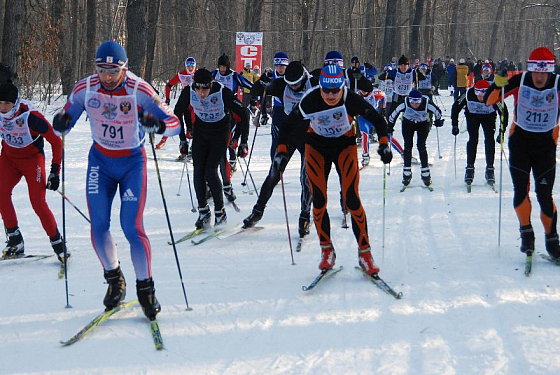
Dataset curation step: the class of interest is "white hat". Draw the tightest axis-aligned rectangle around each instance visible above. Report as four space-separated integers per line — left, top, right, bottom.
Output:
459 58 465 64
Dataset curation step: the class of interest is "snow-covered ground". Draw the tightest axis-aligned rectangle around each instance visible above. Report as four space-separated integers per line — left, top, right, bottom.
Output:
2 91 560 375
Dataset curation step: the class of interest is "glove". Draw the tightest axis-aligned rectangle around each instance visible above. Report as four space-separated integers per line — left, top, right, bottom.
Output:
165 98 171 105
452 125 459 136
259 113 269 127
364 62 372 69
377 143 393 164
140 112 166 134
47 164 60 191
179 140 189 155
496 126 507 143
185 129 193 140
52 111 72 133
237 143 249 158
387 123 394 134
351 67 361 80
273 152 289 173
434 118 444 128
495 70 509 87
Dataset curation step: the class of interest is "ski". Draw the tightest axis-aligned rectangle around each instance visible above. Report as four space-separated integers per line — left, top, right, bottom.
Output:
217 225 264 240
400 185 408 192
466 184 472 193
191 227 231 245
524 254 533 276
540 253 560 266
60 300 139 347
355 267 403 299
295 236 306 252
168 228 206 245
487 183 498 193
58 259 67 279
1 253 54 262
302 266 343 291
423 185 434 192
341 211 349 229
228 200 241 212
149 319 164 350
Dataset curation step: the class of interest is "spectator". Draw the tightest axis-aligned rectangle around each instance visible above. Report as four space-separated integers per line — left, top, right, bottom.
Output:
447 58 456 96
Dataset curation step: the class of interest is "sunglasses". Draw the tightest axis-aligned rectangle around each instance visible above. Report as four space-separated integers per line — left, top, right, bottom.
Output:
193 83 212 90
186 62 196 67
409 98 422 104
96 66 124 75
474 89 487 96
321 87 341 95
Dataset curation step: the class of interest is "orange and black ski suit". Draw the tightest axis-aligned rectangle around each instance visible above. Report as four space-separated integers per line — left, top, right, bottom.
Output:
277 86 389 250
486 72 560 235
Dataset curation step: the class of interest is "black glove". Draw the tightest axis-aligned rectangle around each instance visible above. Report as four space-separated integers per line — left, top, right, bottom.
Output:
364 62 372 69
273 152 289 173
53 112 72 133
165 98 171 105
496 127 506 143
179 140 189 155
47 164 60 191
259 113 269 127
351 67 361 80
387 123 394 134
237 143 249 158
452 125 459 136
434 118 444 128
140 112 166 134
377 143 393 164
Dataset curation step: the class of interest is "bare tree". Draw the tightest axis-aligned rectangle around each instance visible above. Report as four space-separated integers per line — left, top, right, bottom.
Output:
2 0 26 74
410 0 425 58
144 0 160 82
126 0 147 75
381 0 398 64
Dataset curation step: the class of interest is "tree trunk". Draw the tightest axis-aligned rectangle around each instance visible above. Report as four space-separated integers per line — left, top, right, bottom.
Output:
447 1 459 58
381 0 397 64
2 0 25 75
488 0 506 61
144 0 160 82
409 0 424 58
126 0 148 76
86 0 96 74
51 1 74 95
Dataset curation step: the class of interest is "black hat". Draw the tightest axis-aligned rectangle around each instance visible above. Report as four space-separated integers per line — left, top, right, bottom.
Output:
0 81 18 103
193 68 213 85
398 55 409 65
284 61 305 84
351 55 360 64
217 53 230 68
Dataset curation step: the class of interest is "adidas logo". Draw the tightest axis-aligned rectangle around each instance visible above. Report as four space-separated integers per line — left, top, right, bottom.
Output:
540 178 548 185
122 188 138 202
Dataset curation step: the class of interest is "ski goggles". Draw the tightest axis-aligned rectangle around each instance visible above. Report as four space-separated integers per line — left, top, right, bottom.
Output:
474 88 487 96
96 65 125 75
321 87 341 95
186 62 196 67
193 82 212 90
408 97 422 104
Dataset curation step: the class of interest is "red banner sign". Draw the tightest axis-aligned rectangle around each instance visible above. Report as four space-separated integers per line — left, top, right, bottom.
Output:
235 32 263 72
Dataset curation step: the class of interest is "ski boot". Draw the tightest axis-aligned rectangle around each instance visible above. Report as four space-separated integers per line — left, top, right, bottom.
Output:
223 183 237 203
545 232 560 259
2 227 24 259
176 154 186 162
402 167 412 186
50 230 70 263
485 166 495 185
465 165 475 185
421 167 432 186
243 206 264 228
103 266 126 310
519 225 535 255
318 243 336 270
298 211 311 237
361 153 370 167
136 278 161 321
195 205 211 230
358 247 380 275
214 207 228 228
155 136 168 150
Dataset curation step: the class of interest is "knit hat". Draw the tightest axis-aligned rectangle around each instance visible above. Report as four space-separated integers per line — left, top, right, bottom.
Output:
273 52 289 66
284 61 305 85
527 47 555 72
351 55 360 64
0 81 18 103
474 79 490 95
185 57 196 68
324 51 344 68
319 65 345 89
408 89 422 103
217 53 230 68
398 55 409 65
193 68 213 87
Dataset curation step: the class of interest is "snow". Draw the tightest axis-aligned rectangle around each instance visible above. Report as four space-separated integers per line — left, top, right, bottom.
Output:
2 91 560 374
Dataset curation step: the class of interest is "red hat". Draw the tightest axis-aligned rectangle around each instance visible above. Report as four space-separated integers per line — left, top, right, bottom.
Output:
527 47 555 72
474 80 490 90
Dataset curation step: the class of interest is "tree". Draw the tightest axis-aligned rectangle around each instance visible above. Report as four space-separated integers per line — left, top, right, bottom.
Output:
381 0 398 64
2 0 25 75
126 0 147 75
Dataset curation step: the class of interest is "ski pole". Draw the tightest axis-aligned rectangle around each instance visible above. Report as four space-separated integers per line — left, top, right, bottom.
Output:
243 157 259 197
242 123 259 187
149 134 193 311
176 159 186 196
61 133 71 309
498 87 505 249
435 126 442 159
56 190 91 224
454 135 457 180
382 162 387 262
280 173 296 265
183 158 197 213
388 134 392 176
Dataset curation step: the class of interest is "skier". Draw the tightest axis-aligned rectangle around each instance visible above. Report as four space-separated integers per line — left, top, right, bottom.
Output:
274 64 392 275
388 89 443 188
345 55 373 93
480 63 495 83
52 41 180 320
451 79 508 186
378 64 394 105
251 51 290 161
242 61 313 237
357 88 386 167
155 56 197 153
485 46 560 259
174 68 249 230
417 63 434 100
0 79 68 261
379 55 424 118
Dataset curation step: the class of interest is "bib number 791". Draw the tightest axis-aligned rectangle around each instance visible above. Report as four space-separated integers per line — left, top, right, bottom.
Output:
102 124 124 139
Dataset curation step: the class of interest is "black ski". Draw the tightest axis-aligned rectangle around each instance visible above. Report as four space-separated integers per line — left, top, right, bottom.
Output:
355 267 403 299
1 253 54 262
302 266 343 291
228 200 241 212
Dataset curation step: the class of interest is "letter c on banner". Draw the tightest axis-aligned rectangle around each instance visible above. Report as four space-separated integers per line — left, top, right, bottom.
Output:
240 45 258 57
